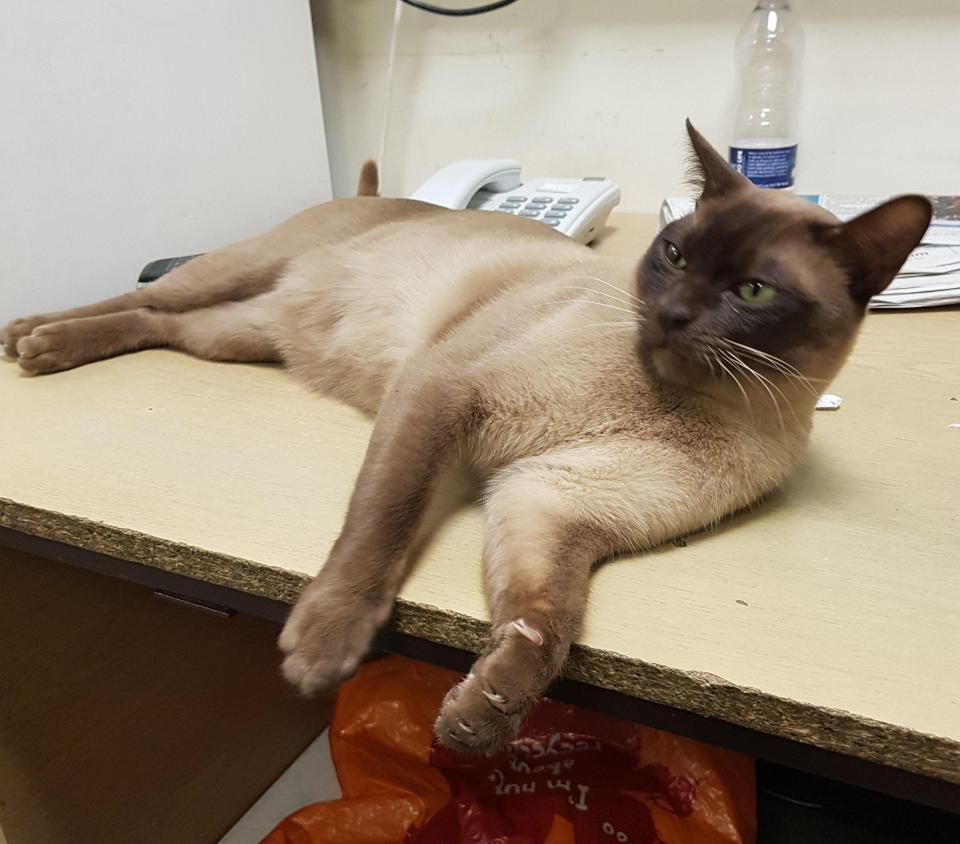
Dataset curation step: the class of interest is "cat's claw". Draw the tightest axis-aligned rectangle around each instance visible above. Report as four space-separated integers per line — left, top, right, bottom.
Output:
445 729 471 747
482 688 508 708
510 618 544 645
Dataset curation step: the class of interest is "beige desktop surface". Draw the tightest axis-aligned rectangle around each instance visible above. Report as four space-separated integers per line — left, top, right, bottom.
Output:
1 214 957 782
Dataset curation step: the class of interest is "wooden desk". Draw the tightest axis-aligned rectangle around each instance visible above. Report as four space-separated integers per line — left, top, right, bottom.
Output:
2 214 958 813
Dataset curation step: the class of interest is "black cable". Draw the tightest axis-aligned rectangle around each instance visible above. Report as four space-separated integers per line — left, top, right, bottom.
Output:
399 0 519 16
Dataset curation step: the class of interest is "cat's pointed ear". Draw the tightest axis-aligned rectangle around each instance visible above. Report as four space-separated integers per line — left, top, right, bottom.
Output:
818 195 932 305
685 118 752 200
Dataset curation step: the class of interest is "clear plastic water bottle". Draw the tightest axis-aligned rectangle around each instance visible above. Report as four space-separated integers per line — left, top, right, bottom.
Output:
729 0 804 189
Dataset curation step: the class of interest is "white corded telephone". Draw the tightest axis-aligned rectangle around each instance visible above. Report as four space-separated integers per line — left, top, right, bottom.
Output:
410 159 621 245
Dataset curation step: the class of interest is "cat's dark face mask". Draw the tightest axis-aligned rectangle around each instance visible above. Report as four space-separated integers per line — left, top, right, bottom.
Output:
635 121 931 399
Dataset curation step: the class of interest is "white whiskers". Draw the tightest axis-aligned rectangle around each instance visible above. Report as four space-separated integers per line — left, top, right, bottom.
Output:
716 338 822 397
566 274 645 307
717 348 799 433
556 286 642 312
580 320 641 332
710 351 753 413
555 299 639 318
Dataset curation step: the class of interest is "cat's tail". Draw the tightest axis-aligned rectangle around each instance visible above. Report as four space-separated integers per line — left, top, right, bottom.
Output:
356 160 380 197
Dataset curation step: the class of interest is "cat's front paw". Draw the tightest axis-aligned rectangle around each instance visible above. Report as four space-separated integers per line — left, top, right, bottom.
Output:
436 669 529 754
435 619 554 754
278 575 393 695
1 315 50 361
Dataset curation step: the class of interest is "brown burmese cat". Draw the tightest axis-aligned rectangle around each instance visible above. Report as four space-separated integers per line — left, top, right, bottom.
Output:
1 123 930 752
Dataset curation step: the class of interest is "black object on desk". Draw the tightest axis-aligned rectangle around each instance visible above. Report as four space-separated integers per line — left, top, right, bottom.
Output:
137 254 203 287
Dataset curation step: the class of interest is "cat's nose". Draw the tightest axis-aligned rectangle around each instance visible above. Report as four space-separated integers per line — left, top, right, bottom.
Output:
658 303 693 333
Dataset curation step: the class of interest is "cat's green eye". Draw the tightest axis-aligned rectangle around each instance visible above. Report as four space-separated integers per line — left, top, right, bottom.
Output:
737 279 777 305
664 241 687 269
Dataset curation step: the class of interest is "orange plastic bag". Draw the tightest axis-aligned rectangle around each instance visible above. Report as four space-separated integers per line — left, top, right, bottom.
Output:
264 656 755 844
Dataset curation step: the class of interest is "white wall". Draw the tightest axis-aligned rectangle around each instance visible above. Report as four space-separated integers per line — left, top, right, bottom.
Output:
1 1 331 320
311 0 960 210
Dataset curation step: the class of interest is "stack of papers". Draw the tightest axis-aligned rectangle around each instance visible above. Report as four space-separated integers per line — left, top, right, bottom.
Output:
658 195 960 310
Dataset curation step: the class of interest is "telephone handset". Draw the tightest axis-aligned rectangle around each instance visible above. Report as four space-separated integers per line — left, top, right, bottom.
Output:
410 159 620 245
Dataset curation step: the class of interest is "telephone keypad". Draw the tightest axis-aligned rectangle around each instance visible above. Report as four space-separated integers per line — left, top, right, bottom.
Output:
469 175 619 242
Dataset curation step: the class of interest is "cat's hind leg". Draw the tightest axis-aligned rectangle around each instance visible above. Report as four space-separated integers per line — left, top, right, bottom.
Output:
16 295 281 374
2 246 286 361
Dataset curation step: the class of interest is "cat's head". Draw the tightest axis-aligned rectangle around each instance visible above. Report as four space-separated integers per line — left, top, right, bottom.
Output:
637 120 931 413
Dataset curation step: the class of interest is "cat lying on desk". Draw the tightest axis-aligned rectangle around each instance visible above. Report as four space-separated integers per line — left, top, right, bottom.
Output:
1 123 930 753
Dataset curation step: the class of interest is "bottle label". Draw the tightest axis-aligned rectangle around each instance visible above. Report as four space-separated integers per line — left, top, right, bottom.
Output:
728 145 797 189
